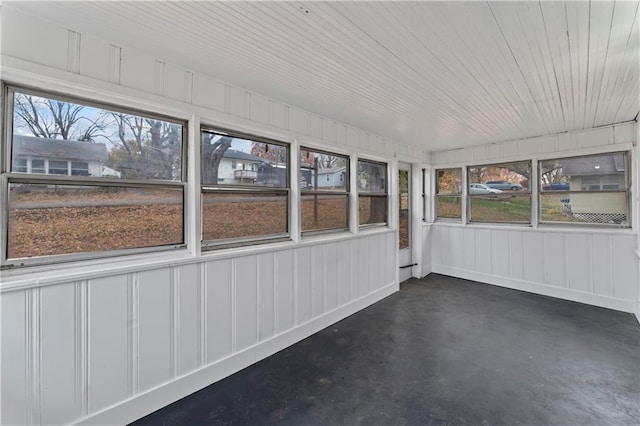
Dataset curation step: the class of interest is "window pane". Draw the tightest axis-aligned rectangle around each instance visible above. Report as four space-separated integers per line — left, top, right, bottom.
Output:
202 192 288 242
12 92 183 181
539 152 629 226
540 153 627 192
7 183 183 259
468 161 530 192
436 196 462 219
31 159 45 174
201 131 288 187
49 160 68 175
540 192 628 225
436 168 462 194
71 162 89 176
469 194 531 223
301 194 348 232
14 158 27 173
300 149 348 190
357 160 387 193
358 195 387 225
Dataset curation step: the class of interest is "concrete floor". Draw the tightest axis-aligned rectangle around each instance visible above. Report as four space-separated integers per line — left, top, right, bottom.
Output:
131 274 640 425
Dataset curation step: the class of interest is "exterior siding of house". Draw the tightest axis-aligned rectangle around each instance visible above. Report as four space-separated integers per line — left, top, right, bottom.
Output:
317 169 346 188
569 176 628 216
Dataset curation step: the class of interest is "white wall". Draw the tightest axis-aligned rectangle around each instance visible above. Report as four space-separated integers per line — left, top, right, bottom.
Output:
1 234 397 426
0 7 408 425
428 123 639 318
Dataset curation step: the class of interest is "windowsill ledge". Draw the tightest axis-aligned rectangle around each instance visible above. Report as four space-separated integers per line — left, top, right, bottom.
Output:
429 220 636 236
1 227 396 293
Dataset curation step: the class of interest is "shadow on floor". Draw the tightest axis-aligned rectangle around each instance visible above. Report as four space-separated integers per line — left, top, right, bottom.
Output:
131 274 640 425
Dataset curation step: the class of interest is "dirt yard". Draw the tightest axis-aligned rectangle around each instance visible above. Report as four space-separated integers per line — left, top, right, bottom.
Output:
8 189 386 259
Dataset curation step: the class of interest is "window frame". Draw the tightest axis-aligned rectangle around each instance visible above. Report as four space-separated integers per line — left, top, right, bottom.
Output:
1 85 188 268
300 146 350 235
538 151 630 228
466 160 532 225
435 167 463 221
356 158 388 228
200 126 291 249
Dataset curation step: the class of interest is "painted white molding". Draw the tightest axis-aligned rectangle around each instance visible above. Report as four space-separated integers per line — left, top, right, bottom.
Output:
432 265 636 314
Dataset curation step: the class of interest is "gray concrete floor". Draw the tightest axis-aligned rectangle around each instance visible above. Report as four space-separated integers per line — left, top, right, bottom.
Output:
131 274 640 425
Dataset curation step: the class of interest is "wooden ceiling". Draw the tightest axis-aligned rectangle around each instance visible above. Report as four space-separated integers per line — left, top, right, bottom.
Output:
5 1 639 152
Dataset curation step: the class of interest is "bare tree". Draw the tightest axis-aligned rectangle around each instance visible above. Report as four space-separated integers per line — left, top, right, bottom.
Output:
104 114 181 180
202 133 233 184
14 93 105 141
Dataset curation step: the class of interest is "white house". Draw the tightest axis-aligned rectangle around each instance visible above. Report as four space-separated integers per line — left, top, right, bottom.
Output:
563 153 628 223
315 166 347 188
12 134 107 177
217 149 267 184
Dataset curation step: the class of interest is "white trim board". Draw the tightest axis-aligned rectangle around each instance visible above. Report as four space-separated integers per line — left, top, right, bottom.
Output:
431 265 637 315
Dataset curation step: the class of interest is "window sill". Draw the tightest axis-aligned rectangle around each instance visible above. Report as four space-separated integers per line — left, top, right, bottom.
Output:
0 228 397 292
0 248 195 293
430 220 636 236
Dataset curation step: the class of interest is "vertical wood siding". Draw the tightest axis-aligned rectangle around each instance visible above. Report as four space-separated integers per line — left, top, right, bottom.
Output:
0 233 397 425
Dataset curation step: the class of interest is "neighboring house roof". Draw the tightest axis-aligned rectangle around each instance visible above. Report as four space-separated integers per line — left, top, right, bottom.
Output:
318 166 346 175
222 149 269 163
13 134 108 162
563 154 625 176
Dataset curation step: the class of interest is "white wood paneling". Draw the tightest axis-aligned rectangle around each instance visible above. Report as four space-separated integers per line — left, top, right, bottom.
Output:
257 253 276 341
509 231 525 281
276 250 295 333
88 275 129 414
432 224 638 313
1 291 28 426
325 243 339 312
296 247 313 324
543 233 566 287
137 269 173 393
432 122 635 167
1 232 398 426
312 245 324 317
40 283 80 425
176 265 201 376
192 74 227 113
234 257 258 351
565 234 591 293
3 1 638 154
337 239 352 306
78 34 110 82
205 260 233 362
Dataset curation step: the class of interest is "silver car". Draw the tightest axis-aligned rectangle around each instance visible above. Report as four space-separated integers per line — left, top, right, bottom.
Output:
469 183 502 195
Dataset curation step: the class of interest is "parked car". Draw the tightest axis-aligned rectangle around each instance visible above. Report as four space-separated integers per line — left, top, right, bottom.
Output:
485 180 523 191
542 182 570 191
469 183 502 195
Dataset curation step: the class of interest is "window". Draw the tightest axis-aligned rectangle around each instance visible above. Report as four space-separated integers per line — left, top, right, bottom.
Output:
357 159 387 226
467 161 531 223
31 159 45 174
201 128 289 247
436 168 462 220
3 87 186 266
49 160 68 175
14 158 27 173
71 161 89 176
539 152 629 226
300 148 349 233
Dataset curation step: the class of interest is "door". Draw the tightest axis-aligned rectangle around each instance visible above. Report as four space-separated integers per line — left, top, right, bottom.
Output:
398 163 412 282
